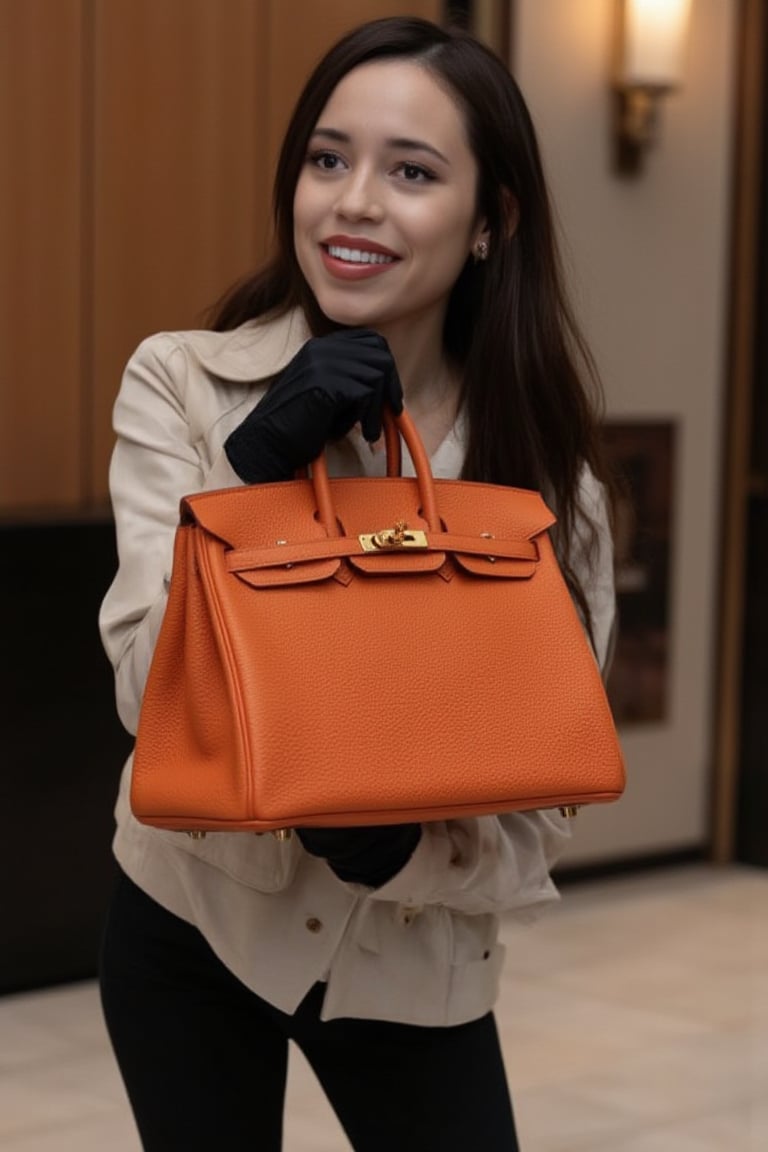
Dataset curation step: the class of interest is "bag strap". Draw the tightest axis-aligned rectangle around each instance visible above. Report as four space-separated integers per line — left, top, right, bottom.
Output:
225 534 539 572
312 409 440 536
296 417 401 482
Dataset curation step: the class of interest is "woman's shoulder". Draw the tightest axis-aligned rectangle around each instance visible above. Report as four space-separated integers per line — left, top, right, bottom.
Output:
129 308 310 385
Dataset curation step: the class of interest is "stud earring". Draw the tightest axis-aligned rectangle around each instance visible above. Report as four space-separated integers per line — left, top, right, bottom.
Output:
474 240 489 263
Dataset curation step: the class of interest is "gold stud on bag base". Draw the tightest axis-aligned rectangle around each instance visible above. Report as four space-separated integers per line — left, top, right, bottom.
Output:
184 816 578 842
185 829 294 841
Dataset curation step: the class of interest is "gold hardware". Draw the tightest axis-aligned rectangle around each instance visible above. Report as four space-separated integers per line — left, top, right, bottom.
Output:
559 806 580 819
186 830 207 840
276 540 292 569
272 828 293 841
359 521 428 552
481 531 497 563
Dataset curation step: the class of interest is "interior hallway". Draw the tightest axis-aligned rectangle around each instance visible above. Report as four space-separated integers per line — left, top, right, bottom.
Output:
0 863 765 1151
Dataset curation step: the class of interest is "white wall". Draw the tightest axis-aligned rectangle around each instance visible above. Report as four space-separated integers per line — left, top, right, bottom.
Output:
513 0 737 864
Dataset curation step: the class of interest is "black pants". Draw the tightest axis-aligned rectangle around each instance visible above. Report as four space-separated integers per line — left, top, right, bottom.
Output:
100 869 520 1151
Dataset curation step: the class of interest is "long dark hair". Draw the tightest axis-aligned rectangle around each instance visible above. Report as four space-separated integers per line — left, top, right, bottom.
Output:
209 17 611 638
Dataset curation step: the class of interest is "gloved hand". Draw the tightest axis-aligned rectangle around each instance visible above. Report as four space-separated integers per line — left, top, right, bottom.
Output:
297 824 422 888
224 328 403 483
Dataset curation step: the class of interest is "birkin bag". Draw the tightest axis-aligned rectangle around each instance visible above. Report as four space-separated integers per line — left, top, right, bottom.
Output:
131 409 625 832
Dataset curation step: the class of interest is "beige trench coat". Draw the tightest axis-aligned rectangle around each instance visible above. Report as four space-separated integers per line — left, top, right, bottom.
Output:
99 309 616 1025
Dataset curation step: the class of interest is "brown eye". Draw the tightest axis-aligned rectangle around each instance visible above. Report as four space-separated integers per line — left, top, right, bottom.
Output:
309 151 344 171
398 162 435 183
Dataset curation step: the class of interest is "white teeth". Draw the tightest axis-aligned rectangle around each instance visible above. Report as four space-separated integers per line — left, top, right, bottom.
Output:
327 245 394 265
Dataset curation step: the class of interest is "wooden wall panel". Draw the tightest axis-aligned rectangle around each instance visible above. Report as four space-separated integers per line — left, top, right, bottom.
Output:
0 0 445 512
89 0 270 504
90 0 442 505
0 1 84 512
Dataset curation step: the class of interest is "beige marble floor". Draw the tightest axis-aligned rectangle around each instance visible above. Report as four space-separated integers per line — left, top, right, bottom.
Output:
0 864 765 1150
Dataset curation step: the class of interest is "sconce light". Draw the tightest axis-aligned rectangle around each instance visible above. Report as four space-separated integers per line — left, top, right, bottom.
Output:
612 0 692 175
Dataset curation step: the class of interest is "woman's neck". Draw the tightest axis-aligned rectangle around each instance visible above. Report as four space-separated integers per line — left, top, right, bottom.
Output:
374 318 461 457
378 319 459 417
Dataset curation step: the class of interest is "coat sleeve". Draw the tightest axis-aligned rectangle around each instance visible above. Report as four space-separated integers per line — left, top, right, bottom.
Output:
99 334 242 736
367 467 617 918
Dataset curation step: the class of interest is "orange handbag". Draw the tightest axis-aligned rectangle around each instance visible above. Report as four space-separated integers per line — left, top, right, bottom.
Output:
131 410 625 833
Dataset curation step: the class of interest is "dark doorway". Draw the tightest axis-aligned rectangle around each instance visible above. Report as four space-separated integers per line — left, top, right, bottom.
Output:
0 521 132 993
734 4 768 866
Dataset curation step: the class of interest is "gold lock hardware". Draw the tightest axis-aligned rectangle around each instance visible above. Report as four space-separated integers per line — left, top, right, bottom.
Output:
272 828 293 842
186 830 207 840
559 806 580 819
359 520 428 552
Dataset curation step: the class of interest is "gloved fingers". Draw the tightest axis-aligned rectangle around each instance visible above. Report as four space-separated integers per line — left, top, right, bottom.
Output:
325 383 381 441
303 331 396 383
358 394 386 443
297 824 411 855
358 364 404 441
300 330 391 373
296 825 372 859
297 823 423 888
226 327 403 480
255 384 377 454
329 328 390 352
262 357 384 414
384 362 404 416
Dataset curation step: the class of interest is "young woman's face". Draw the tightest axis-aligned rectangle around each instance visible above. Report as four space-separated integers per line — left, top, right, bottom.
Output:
293 59 488 340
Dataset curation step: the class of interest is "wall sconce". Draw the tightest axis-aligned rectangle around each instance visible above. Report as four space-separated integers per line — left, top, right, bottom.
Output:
612 0 692 175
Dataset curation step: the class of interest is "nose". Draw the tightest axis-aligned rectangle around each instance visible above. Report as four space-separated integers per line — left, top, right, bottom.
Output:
333 166 383 223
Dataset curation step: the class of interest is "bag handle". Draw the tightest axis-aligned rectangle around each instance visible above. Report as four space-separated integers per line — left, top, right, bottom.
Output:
296 418 401 482
312 409 440 536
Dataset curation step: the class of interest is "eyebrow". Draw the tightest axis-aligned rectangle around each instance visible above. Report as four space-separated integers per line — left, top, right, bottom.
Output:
310 127 450 166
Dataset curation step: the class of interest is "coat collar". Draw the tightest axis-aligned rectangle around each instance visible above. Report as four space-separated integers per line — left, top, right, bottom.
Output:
181 309 312 382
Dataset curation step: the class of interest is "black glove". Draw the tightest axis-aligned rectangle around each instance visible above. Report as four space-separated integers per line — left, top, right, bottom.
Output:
224 328 403 483
297 824 422 888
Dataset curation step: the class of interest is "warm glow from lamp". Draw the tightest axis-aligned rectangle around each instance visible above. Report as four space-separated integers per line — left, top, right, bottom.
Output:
612 0 693 174
621 0 692 88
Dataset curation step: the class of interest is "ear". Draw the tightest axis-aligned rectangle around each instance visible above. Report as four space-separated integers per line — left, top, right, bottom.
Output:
470 218 491 263
470 188 519 260
472 220 491 252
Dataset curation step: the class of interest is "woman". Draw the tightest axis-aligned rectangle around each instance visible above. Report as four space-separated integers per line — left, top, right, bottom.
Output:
99 16 615 1151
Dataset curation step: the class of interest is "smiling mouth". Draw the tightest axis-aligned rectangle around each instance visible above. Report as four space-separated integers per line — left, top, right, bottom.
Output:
323 244 396 265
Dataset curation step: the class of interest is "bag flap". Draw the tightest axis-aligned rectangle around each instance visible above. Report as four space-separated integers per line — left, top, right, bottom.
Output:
182 476 555 545
181 480 328 550
432 479 556 540
183 476 556 584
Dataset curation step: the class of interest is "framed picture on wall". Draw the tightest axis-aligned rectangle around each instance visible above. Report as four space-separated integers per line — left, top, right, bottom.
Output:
602 420 677 725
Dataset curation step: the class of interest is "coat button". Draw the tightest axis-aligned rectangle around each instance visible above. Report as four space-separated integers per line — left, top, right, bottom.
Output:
398 904 422 926
305 917 323 933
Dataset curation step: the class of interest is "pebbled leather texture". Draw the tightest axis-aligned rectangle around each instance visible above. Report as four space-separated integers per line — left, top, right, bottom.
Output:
132 411 625 832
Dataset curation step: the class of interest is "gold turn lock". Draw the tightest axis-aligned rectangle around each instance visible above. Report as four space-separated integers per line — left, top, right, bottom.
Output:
559 806 580 818
359 520 429 551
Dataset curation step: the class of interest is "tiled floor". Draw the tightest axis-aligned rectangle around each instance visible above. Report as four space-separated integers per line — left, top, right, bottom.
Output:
1 864 765 1150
